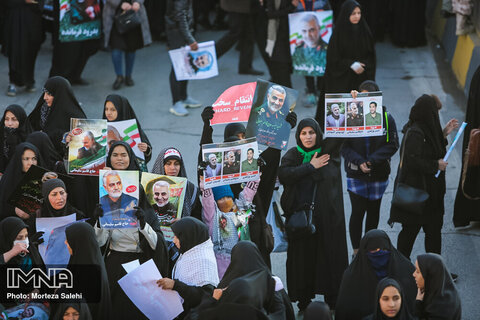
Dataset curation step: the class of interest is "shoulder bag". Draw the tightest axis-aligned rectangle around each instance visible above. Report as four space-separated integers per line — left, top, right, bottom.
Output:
391 129 430 215
115 9 141 34
285 183 317 239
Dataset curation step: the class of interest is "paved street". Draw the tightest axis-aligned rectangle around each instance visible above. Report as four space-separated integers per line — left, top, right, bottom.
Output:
1 29 479 319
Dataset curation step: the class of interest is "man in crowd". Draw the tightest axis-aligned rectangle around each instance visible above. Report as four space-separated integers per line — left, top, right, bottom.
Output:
152 180 177 225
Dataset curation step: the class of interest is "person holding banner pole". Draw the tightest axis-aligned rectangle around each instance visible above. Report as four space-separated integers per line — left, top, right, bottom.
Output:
389 95 458 263
165 0 202 117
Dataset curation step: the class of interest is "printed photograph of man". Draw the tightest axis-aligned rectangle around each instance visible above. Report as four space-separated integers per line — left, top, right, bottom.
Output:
223 150 240 175
100 170 137 215
326 103 346 127
364 101 381 126
152 180 177 225
205 153 222 178
292 13 328 74
346 102 364 127
241 148 258 172
77 131 103 159
107 125 123 150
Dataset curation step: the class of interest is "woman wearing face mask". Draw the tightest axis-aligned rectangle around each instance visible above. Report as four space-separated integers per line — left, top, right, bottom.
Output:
413 253 461 320
278 118 348 312
156 217 219 318
94 140 168 319
65 222 112 320
0 105 28 174
152 147 202 220
363 278 415 320
0 142 42 220
102 94 152 166
335 230 417 320
26 76 86 157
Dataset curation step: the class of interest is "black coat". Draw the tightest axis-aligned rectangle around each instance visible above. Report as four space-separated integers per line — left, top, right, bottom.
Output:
389 124 447 225
266 0 296 63
0 105 27 173
279 147 348 303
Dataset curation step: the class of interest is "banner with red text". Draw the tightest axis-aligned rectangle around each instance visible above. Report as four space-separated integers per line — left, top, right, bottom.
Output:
210 82 257 125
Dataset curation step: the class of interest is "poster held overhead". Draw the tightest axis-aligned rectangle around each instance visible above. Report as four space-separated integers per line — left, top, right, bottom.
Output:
210 82 257 125
169 40 218 81
246 80 298 150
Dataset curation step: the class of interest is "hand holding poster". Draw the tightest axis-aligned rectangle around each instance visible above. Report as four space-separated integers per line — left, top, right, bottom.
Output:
99 170 139 229
169 40 218 81
59 0 101 42
289 11 333 76
141 173 187 241
246 80 298 150
202 137 260 188
107 119 144 160
210 82 257 125
324 92 383 138
68 118 107 175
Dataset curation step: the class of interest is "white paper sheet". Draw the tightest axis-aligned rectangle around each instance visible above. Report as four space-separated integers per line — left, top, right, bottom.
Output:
118 259 184 320
36 213 76 258
122 259 140 274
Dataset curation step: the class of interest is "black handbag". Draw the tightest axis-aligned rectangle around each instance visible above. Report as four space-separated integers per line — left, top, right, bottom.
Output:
391 129 430 215
115 9 141 34
286 184 317 238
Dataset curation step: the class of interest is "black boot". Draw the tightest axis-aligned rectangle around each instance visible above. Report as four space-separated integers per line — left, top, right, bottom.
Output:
113 76 124 90
125 76 135 87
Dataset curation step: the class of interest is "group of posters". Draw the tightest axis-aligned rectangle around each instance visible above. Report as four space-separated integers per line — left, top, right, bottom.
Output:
169 41 219 81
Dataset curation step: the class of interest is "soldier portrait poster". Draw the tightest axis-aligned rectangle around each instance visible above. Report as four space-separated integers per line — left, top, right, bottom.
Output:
246 80 298 150
202 138 260 188
58 0 102 42
289 11 333 76
141 173 187 241
68 119 107 176
99 170 139 229
169 40 219 81
211 82 257 125
324 91 383 138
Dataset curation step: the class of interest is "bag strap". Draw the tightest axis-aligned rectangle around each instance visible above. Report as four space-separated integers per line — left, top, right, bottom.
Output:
310 183 318 211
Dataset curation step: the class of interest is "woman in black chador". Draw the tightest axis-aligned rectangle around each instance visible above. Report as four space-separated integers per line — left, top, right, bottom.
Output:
0 105 28 173
278 118 348 311
27 76 86 157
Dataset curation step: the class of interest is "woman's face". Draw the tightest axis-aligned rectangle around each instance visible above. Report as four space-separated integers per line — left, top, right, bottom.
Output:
105 101 118 121
349 7 361 24
379 286 402 318
413 260 425 290
164 159 181 177
62 306 80 320
4 111 20 129
173 235 180 249
43 91 54 107
48 187 67 210
299 126 317 149
16 228 28 241
21 149 37 173
110 145 130 170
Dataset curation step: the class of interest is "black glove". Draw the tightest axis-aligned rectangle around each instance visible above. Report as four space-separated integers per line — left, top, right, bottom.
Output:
134 206 146 230
257 156 266 168
285 111 297 129
201 106 215 124
93 204 104 226
30 231 45 245
198 160 209 171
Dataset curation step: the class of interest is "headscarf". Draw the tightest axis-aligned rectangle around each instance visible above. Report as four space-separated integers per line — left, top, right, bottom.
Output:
295 118 323 162
417 253 461 320
39 178 83 219
335 230 417 320
102 94 151 162
408 94 446 159
224 123 246 142
171 217 219 287
152 147 199 218
304 301 332 320
106 141 140 171
52 302 92 320
365 278 415 320
65 222 112 319
1 105 27 172
26 131 62 171
0 217 43 266
27 76 86 155
0 142 42 219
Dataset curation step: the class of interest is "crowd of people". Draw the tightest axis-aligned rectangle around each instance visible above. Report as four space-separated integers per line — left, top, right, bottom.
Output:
1 0 478 319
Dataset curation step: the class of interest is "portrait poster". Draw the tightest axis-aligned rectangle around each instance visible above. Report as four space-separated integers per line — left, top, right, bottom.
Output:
169 40 219 81
7 165 71 214
141 173 187 241
3 303 50 320
324 91 383 138
99 170 139 229
245 80 298 150
58 0 101 43
107 119 145 160
68 118 107 176
210 82 257 125
202 137 260 188
289 10 333 76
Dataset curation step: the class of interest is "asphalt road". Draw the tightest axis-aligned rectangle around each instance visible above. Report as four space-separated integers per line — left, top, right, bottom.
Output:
1 29 479 319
